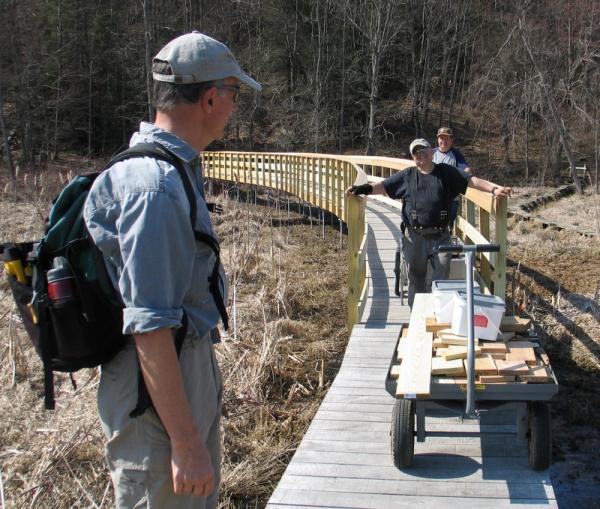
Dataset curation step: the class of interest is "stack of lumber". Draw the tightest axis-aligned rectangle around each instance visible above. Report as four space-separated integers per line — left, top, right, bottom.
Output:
391 314 554 385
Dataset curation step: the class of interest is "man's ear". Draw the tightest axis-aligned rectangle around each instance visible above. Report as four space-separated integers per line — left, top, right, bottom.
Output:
201 87 216 111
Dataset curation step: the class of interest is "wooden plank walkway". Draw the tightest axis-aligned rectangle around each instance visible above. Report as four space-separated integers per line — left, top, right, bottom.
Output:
266 201 557 508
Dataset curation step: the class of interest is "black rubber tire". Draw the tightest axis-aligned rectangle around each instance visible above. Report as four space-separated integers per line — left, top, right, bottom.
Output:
527 401 552 470
394 251 401 297
391 398 415 468
399 257 407 306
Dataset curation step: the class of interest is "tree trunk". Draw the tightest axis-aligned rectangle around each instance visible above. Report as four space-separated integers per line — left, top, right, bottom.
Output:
448 45 461 125
520 16 582 193
367 50 378 155
338 15 346 153
595 103 599 193
0 87 16 185
524 107 529 182
53 0 62 159
143 0 155 121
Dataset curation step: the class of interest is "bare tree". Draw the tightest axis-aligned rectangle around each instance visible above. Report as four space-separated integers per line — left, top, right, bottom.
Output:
519 11 582 193
343 0 404 154
143 0 155 121
0 85 16 183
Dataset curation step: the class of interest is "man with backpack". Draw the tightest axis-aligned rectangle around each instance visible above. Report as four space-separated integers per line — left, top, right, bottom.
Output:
347 138 511 308
83 32 261 508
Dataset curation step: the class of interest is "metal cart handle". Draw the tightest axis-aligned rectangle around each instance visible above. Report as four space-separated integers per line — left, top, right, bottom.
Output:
432 243 501 419
434 243 500 254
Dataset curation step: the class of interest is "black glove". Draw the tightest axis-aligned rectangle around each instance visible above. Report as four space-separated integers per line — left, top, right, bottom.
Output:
206 202 224 214
350 184 373 196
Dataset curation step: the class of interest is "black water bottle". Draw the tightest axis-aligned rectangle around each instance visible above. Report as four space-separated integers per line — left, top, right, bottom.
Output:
47 257 76 307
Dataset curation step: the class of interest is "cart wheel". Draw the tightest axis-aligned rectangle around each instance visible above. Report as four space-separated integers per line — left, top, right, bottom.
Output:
527 402 552 470
391 398 415 468
394 251 401 297
399 258 407 306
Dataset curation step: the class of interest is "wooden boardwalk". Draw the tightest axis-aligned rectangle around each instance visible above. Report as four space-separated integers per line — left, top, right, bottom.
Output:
266 201 557 509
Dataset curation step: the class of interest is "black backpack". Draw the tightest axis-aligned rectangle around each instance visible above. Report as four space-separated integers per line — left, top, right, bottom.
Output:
1 142 228 412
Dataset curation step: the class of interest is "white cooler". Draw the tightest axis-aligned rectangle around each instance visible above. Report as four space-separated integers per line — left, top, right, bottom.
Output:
432 280 481 324
450 291 506 341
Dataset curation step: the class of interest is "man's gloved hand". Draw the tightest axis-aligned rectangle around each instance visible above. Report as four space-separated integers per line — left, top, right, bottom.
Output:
206 202 224 214
349 184 373 196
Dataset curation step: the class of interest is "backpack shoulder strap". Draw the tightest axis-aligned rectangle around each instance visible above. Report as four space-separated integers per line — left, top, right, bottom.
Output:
107 142 229 330
105 142 197 231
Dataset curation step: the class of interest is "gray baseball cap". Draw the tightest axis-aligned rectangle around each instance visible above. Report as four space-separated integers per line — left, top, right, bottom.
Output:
153 31 262 91
409 138 431 155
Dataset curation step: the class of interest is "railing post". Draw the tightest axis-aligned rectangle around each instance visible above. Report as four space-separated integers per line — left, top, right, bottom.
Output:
324 158 330 214
479 207 491 291
347 194 363 327
493 195 508 299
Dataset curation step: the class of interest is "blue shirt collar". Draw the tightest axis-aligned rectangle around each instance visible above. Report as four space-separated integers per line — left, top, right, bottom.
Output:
131 122 199 165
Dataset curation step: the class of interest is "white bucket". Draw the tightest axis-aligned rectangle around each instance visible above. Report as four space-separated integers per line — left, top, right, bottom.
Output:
451 291 505 341
432 280 481 323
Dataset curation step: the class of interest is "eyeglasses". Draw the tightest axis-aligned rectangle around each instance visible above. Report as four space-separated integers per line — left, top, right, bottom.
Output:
214 84 240 104
412 148 427 156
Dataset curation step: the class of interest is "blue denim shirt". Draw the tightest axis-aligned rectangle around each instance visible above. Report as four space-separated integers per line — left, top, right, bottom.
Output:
83 122 227 338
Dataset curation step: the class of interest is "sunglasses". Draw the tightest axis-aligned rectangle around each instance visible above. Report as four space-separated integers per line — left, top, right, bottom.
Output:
214 84 240 104
412 147 428 156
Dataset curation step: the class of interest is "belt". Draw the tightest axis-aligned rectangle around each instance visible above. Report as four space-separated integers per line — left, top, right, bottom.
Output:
408 225 449 236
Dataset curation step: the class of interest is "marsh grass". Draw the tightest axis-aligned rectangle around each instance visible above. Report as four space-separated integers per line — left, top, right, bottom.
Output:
0 163 347 508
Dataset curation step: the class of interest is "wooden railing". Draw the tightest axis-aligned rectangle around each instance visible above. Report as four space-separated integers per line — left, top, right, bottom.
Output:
203 151 508 326
203 151 368 327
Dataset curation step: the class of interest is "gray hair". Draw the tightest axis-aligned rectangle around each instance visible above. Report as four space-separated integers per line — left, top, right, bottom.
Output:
152 60 217 111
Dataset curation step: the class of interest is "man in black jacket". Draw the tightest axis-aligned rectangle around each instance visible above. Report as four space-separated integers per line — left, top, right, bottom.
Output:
347 138 511 308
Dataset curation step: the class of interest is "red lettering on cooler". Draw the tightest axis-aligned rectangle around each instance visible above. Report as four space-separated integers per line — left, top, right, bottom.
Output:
474 314 488 328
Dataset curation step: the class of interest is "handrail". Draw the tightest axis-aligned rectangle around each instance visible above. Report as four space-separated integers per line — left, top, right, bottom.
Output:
202 151 508 325
202 151 369 327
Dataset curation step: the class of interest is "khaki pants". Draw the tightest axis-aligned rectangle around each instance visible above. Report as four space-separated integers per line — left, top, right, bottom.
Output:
98 334 222 509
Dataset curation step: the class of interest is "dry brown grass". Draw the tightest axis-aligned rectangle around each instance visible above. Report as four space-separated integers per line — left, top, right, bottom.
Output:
506 215 600 488
0 167 347 508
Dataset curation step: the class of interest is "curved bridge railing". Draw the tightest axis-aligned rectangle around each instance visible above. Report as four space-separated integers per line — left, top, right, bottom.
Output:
203 151 508 326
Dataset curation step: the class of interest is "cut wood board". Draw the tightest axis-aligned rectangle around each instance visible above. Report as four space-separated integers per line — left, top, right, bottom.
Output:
479 374 516 383
506 342 537 363
396 294 433 397
432 339 447 349
520 365 552 383
437 330 482 347
443 345 482 361
432 357 466 376
466 354 498 375
496 359 530 375
389 364 402 379
500 315 531 333
480 342 508 354
426 316 451 333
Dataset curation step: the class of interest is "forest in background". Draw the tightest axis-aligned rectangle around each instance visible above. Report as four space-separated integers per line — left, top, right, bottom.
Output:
1 0 599 190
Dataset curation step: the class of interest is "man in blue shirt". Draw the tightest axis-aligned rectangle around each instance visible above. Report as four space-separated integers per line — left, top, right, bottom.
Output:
433 127 471 229
84 32 261 508
433 126 471 173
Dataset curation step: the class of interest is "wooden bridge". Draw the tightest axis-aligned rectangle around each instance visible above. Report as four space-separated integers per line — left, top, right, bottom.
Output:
204 152 557 508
